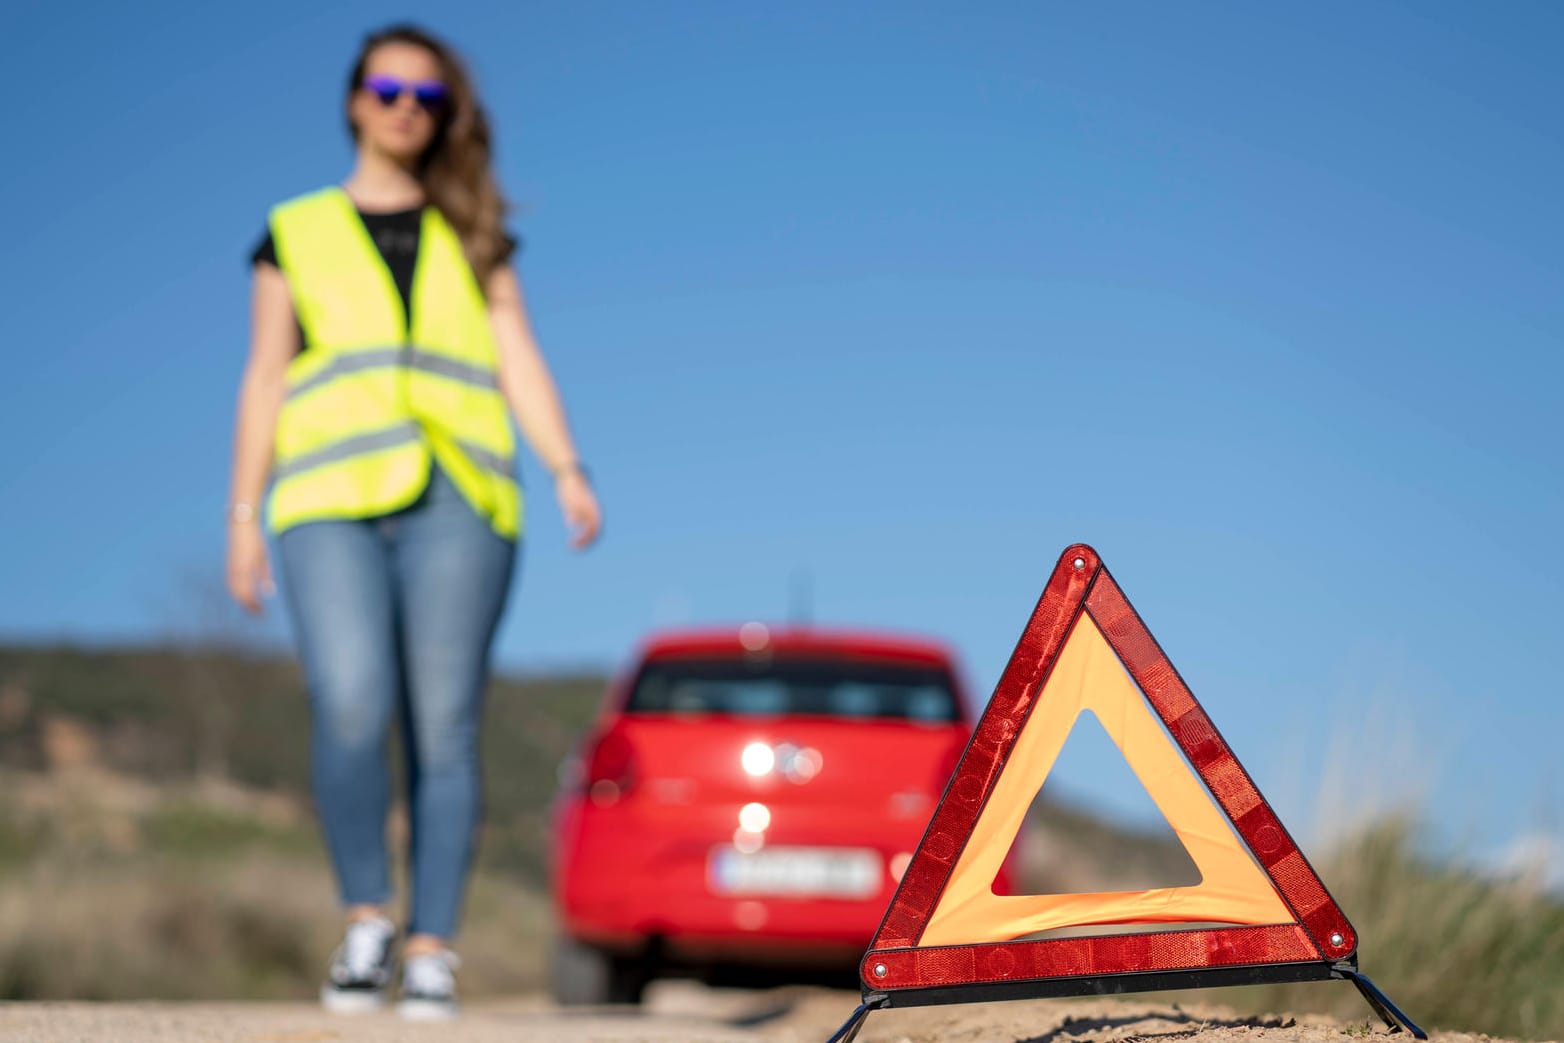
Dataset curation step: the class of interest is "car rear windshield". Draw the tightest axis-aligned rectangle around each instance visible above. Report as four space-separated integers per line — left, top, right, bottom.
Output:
625 657 960 722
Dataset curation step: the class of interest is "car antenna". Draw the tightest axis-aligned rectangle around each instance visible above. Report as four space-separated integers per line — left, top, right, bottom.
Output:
789 566 813 629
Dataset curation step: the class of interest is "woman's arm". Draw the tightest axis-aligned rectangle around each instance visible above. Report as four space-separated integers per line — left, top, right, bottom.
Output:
225 263 296 611
486 264 602 549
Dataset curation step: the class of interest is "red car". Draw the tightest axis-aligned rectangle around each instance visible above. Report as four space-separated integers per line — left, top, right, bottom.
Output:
549 623 1008 1004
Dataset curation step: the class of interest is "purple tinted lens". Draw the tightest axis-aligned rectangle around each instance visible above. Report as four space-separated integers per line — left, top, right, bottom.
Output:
363 75 405 105
412 83 449 110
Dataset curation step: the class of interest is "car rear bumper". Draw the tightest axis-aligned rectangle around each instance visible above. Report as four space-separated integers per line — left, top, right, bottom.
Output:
571 926 867 971
554 798 913 959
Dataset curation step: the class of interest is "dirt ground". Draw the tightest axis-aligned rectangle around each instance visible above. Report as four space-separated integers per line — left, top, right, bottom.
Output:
0 983 1506 1043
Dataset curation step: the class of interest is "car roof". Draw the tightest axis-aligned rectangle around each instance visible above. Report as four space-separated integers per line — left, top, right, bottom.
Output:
635 625 958 668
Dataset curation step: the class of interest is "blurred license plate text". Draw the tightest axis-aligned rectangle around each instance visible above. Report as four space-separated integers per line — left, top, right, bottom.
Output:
709 846 882 898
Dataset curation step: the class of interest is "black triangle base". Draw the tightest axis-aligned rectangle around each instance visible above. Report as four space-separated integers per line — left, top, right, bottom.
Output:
822 959 1426 1041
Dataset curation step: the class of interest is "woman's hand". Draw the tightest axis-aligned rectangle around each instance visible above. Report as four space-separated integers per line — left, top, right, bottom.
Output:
226 263 294 614
556 471 601 550
226 518 276 613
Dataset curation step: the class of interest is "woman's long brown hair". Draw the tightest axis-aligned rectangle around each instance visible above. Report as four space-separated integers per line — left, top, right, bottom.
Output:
346 24 512 284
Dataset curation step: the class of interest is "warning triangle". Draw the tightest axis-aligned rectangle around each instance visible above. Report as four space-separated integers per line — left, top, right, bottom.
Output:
861 543 1357 996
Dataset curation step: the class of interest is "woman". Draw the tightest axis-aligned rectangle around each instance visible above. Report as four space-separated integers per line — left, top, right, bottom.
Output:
224 23 600 1020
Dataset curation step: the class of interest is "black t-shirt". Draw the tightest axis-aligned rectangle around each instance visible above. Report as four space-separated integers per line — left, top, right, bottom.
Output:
249 206 518 352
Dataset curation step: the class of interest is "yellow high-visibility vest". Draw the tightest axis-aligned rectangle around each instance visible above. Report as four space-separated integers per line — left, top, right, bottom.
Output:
265 186 521 539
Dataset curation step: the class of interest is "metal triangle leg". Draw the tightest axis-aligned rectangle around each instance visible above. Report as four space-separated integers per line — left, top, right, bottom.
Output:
824 995 887 1043
1340 969 1427 1040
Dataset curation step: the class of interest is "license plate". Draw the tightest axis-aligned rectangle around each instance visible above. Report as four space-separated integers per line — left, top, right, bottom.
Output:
709 846 883 898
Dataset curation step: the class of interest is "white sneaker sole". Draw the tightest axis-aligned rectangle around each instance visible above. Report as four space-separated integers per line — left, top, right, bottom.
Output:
397 998 458 1021
320 985 387 1013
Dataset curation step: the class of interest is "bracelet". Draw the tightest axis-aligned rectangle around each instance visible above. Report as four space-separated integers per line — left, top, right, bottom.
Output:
228 501 258 524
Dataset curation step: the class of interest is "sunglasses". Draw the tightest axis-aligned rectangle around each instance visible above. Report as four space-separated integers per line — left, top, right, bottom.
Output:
361 74 450 112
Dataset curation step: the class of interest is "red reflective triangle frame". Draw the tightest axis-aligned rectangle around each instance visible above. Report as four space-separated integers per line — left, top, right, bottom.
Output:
861 543 1355 995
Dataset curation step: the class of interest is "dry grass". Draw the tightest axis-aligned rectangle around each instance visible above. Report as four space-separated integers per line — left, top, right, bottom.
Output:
0 769 554 1001
0 851 332 1000
0 853 554 1001
0 643 597 1001
1205 816 1564 1041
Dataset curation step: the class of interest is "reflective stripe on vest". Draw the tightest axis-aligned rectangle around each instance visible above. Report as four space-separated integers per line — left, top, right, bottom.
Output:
285 345 499 402
265 186 521 538
270 422 423 482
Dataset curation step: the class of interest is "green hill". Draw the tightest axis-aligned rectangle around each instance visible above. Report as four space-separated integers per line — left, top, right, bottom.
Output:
0 643 603 878
0 643 605 1000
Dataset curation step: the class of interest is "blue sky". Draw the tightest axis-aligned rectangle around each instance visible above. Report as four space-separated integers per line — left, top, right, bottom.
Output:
1 2 1559 871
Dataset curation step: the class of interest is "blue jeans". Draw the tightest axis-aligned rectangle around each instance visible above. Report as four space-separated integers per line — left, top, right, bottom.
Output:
276 465 516 939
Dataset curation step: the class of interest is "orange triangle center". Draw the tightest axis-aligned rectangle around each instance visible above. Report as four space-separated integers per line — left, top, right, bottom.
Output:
920 612 1290 947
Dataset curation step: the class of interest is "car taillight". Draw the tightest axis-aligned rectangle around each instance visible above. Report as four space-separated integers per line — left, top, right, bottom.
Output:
583 726 637 806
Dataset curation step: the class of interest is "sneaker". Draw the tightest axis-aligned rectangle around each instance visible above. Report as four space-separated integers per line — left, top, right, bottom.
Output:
397 949 460 1021
319 916 396 1013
